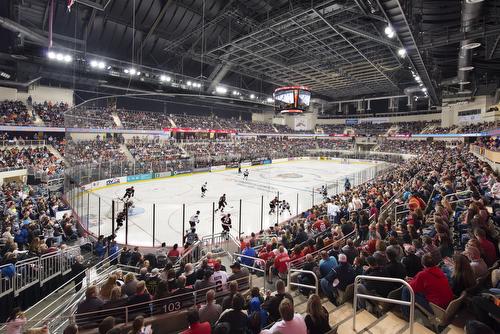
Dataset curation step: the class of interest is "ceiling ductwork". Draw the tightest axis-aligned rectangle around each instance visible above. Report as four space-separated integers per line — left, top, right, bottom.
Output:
456 0 484 90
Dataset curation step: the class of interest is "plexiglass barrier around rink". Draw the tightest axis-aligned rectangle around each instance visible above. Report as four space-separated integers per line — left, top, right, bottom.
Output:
63 94 401 247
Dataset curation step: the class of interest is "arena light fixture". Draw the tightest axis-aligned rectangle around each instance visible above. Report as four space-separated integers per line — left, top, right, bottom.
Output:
397 48 407 58
47 51 56 59
187 81 192 86
160 75 171 82
215 86 228 94
459 65 474 71
63 55 72 63
56 53 64 61
232 90 240 96
129 68 137 75
266 97 274 103
384 25 395 38
461 42 481 50
415 76 421 82
124 69 129 74
250 94 255 99
90 60 98 68
421 87 427 92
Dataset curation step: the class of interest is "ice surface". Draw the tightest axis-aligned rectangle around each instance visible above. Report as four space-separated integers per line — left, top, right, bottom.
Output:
87 159 377 246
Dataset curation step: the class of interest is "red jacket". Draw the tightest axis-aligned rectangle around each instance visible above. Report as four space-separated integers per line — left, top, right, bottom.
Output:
274 252 290 273
181 322 211 334
409 266 453 309
478 237 497 267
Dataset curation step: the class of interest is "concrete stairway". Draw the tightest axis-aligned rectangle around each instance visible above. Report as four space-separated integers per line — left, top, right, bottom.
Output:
119 143 135 162
111 112 124 128
168 117 176 127
287 290 464 334
47 144 65 162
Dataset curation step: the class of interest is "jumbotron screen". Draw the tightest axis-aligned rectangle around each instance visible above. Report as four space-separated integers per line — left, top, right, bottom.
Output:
274 86 311 113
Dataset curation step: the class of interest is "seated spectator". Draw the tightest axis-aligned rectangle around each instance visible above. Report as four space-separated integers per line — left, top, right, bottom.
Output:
99 275 117 300
98 316 115 334
210 262 228 296
451 254 476 296
319 251 338 278
401 244 423 278
401 253 453 318
356 256 393 309
217 293 248 334
384 248 407 290
182 309 211 334
246 287 268 333
199 289 222 327
5 307 27 334
320 253 355 304
222 281 239 311
122 273 138 297
102 287 127 315
341 239 358 264
304 294 331 334
62 324 78 334
228 261 249 288
262 298 306 333
474 228 497 267
127 281 152 315
262 279 293 322
76 285 104 319
463 246 488 279
128 315 148 334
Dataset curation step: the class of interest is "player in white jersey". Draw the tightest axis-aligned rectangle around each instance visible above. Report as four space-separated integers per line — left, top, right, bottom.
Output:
280 200 291 215
189 210 200 229
243 169 249 180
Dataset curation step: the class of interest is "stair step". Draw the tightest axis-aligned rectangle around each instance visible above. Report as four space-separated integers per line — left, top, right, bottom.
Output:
441 324 464 334
337 310 378 334
402 321 434 334
368 312 407 334
329 303 354 327
323 300 336 313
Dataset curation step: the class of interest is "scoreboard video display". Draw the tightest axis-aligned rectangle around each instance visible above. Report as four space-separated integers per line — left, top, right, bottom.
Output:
274 86 311 114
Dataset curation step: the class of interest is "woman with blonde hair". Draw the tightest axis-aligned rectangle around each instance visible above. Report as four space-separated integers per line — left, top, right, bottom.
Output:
304 294 331 334
99 274 117 300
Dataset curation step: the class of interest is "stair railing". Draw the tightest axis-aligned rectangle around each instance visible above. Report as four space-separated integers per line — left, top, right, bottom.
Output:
353 276 415 334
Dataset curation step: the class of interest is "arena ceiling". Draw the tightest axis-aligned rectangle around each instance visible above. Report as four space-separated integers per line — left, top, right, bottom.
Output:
1 0 500 104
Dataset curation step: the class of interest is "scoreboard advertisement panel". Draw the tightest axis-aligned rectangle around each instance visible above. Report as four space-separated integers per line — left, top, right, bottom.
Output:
274 86 311 114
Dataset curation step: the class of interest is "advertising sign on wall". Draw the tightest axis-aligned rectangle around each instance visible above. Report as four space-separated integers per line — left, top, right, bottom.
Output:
127 173 153 182
210 165 226 172
173 170 192 175
153 171 173 179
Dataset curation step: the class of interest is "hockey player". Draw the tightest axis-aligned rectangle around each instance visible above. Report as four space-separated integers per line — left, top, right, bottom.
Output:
189 210 200 229
221 213 232 238
344 178 351 191
269 196 279 214
243 169 249 180
321 185 328 200
123 186 135 200
215 194 227 213
280 200 291 215
201 182 207 198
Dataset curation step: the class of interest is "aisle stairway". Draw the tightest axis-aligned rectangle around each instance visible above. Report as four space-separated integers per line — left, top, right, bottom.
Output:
111 112 124 128
119 143 135 161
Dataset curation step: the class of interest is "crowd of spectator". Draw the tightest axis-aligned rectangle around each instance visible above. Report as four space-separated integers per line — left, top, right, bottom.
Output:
33 101 68 127
457 122 497 134
65 137 127 165
474 137 500 151
374 140 450 154
66 108 117 129
126 138 185 168
0 146 64 175
117 110 172 130
0 100 33 125
392 120 439 135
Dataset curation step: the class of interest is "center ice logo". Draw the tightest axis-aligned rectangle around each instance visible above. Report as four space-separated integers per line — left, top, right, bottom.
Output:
276 173 303 179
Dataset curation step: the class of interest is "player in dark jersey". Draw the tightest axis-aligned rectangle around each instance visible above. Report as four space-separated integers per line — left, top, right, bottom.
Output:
269 196 279 214
215 194 227 213
344 178 351 191
123 186 135 200
201 182 207 198
221 213 232 238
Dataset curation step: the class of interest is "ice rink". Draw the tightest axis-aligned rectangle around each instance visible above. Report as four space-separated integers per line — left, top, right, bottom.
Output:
85 159 381 246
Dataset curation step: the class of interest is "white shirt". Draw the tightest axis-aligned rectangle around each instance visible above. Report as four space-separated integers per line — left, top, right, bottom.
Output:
327 203 340 216
189 215 199 224
209 270 228 294
265 314 307 334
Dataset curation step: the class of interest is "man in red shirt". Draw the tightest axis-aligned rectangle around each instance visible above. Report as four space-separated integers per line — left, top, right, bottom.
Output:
181 309 211 334
474 228 497 267
401 253 453 319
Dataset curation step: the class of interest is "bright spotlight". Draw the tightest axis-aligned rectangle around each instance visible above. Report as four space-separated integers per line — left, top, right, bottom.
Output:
266 97 273 103
415 76 421 82
250 94 255 99
136 71 141 76
98 62 105 69
232 90 239 95
129 68 136 75
56 53 64 61
397 48 407 58
90 60 98 68
384 26 395 38
216 86 228 94
187 81 192 86
124 69 129 74
47 51 56 59
421 87 427 92
63 55 72 63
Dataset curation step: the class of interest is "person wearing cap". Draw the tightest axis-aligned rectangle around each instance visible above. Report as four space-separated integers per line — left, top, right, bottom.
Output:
145 268 161 295
401 244 423 278
209 262 228 296
228 261 249 289
320 253 355 304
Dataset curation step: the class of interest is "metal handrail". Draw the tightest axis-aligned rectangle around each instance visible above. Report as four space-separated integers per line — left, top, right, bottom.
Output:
232 252 267 291
353 276 415 334
174 239 202 266
287 268 319 295
444 190 472 200
289 230 356 269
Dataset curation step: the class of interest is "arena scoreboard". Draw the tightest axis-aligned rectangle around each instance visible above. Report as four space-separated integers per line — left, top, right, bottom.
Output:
273 86 311 114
